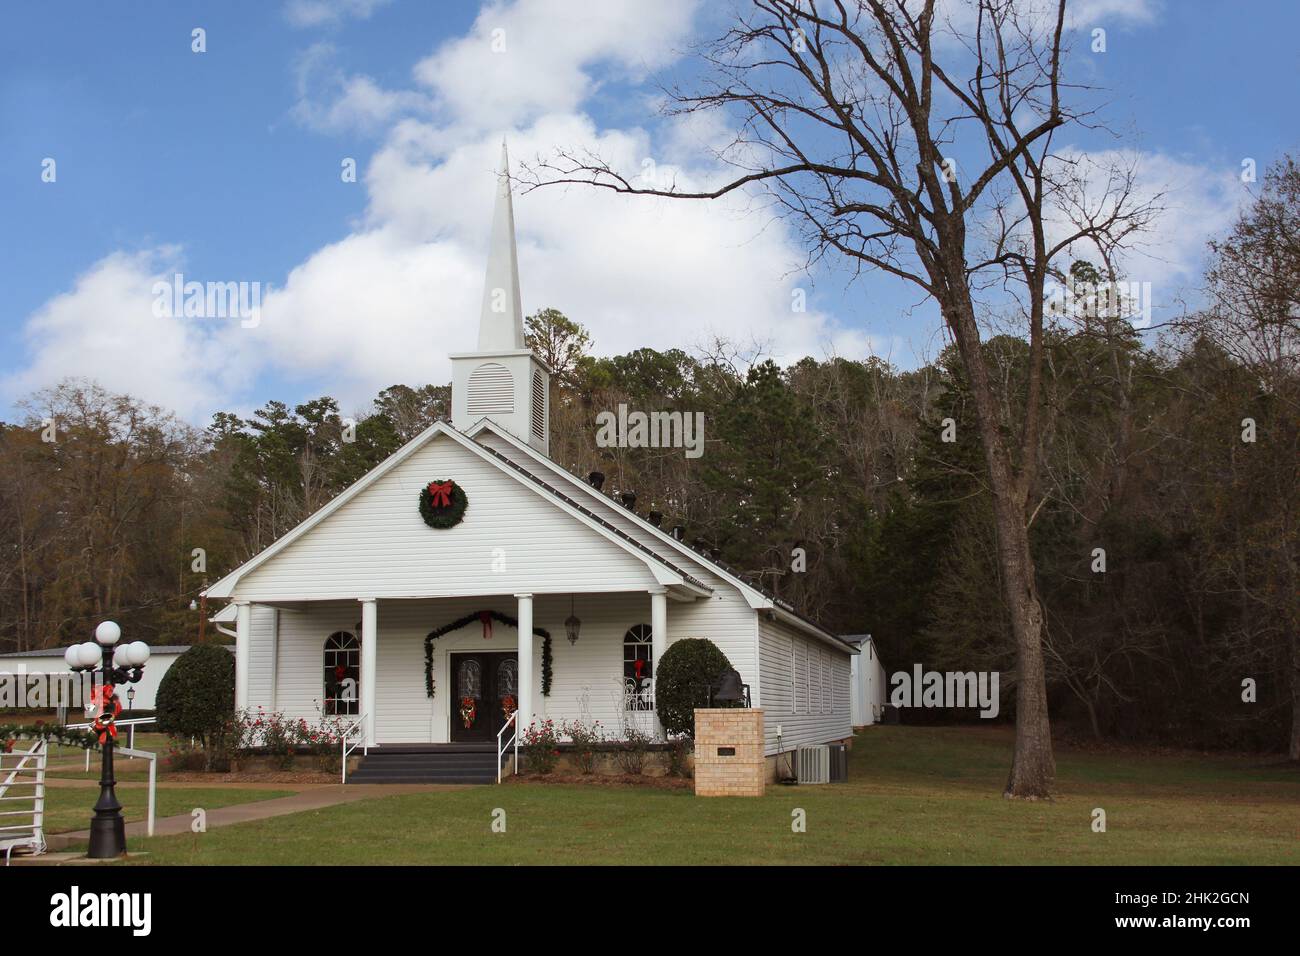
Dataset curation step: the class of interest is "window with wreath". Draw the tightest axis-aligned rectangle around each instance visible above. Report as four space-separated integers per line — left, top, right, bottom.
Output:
623 624 654 710
323 631 360 716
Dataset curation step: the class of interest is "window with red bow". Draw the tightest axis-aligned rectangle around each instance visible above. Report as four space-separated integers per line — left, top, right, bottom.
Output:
623 624 654 711
323 631 361 716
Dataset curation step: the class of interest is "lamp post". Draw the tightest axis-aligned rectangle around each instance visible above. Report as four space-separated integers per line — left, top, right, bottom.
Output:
64 621 150 859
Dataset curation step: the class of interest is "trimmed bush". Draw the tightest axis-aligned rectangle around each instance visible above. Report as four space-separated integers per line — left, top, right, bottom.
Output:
155 644 235 759
654 638 736 738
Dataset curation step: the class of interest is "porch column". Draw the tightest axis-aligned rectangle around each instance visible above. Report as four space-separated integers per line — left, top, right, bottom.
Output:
234 601 251 711
650 587 668 696
515 593 534 732
359 598 378 747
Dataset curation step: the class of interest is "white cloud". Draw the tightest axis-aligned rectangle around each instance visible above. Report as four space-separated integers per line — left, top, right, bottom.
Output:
284 0 391 29
412 0 698 129
292 42 428 133
2 249 243 420
1043 148 1246 292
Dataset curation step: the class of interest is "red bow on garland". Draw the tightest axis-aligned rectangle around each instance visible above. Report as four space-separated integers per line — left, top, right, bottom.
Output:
479 610 493 640
91 684 123 745
426 481 454 507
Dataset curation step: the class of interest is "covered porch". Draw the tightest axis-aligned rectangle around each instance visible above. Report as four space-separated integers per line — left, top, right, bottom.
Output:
230 589 677 747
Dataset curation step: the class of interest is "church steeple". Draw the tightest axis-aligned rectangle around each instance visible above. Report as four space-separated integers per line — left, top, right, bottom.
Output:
478 140 525 351
449 139 551 456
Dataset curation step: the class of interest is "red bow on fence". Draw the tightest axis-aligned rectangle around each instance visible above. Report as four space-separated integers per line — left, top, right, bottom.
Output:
426 481 454 507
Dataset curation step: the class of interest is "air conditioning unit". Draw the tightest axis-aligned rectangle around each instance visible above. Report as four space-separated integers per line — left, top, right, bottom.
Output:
796 744 830 784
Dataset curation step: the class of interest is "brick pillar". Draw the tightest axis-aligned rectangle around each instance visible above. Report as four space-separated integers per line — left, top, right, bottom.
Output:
694 708 765 797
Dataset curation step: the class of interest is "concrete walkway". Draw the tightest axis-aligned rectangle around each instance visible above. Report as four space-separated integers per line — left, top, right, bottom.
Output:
41 782 466 853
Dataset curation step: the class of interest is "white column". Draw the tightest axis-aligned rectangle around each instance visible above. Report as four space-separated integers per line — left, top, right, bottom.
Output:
234 601 251 711
515 593 534 731
268 608 280 711
360 598 378 747
650 587 668 695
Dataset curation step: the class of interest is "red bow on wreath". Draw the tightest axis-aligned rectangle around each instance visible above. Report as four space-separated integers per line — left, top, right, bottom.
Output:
426 481 454 507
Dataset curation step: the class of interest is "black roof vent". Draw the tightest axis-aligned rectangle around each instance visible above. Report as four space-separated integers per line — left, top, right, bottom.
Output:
671 525 686 541
647 510 663 528
587 471 605 490
620 491 637 510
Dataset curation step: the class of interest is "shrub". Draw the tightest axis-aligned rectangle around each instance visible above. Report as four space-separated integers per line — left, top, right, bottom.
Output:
562 719 603 774
521 718 560 775
163 742 207 772
155 644 235 767
666 735 693 778
654 638 736 738
613 724 652 775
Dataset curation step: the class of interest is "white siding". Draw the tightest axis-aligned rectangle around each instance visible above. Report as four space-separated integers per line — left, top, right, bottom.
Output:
850 638 888 725
757 617 852 754
244 605 276 709
231 434 657 601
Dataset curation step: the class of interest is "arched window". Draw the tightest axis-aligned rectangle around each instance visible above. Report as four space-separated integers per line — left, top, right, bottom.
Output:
457 658 483 700
323 632 360 716
623 624 654 711
497 658 518 699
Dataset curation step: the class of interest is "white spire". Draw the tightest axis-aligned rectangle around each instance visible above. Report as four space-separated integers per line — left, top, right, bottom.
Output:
477 139 525 351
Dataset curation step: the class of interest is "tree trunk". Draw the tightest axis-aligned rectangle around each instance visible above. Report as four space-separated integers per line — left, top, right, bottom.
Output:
945 296 1056 798
1289 627 1300 762
994 496 1056 797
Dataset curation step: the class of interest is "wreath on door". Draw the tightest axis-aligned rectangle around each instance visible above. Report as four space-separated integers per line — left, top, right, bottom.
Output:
459 696 478 729
419 479 468 529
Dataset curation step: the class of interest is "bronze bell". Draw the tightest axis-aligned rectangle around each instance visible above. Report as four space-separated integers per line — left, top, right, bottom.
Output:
713 668 746 705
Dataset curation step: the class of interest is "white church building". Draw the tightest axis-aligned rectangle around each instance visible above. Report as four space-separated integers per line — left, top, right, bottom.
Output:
204 146 855 773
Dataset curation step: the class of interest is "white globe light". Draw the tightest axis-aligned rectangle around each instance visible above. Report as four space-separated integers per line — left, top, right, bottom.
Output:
64 646 80 668
76 642 102 668
113 645 129 667
95 621 122 646
125 642 150 667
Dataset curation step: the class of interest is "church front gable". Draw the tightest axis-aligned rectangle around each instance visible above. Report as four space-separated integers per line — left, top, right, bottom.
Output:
230 432 657 601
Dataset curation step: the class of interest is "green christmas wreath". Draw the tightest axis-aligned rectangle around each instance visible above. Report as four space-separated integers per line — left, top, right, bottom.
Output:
419 479 468 529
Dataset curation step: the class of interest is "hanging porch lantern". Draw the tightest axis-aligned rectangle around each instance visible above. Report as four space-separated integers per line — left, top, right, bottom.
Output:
564 594 581 646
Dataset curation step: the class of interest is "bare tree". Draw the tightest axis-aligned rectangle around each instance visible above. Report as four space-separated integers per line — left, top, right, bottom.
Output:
524 0 1157 796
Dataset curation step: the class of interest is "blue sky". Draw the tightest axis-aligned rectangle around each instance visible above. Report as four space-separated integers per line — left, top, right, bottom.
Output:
1 0 1296 424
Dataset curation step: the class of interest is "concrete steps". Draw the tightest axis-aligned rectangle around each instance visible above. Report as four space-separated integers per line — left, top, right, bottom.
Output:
348 745 499 785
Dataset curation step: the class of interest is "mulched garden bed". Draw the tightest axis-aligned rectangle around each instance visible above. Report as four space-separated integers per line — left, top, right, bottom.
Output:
507 772 692 790
165 769 339 784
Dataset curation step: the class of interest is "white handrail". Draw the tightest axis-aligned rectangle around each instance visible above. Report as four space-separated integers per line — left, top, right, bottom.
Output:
114 746 157 837
65 712 155 764
340 713 369 783
496 711 518 784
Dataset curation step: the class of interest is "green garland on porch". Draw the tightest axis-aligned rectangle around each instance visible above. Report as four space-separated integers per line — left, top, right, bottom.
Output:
541 635 553 697
424 611 552 700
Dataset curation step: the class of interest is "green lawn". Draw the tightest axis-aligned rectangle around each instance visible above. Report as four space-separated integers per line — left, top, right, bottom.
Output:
125 726 1300 865
39 785 294 834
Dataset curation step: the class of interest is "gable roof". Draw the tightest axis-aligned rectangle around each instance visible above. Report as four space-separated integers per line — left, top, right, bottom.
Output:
467 419 855 652
203 420 712 601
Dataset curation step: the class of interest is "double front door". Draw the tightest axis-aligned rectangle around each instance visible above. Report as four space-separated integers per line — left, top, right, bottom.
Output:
450 652 518 742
